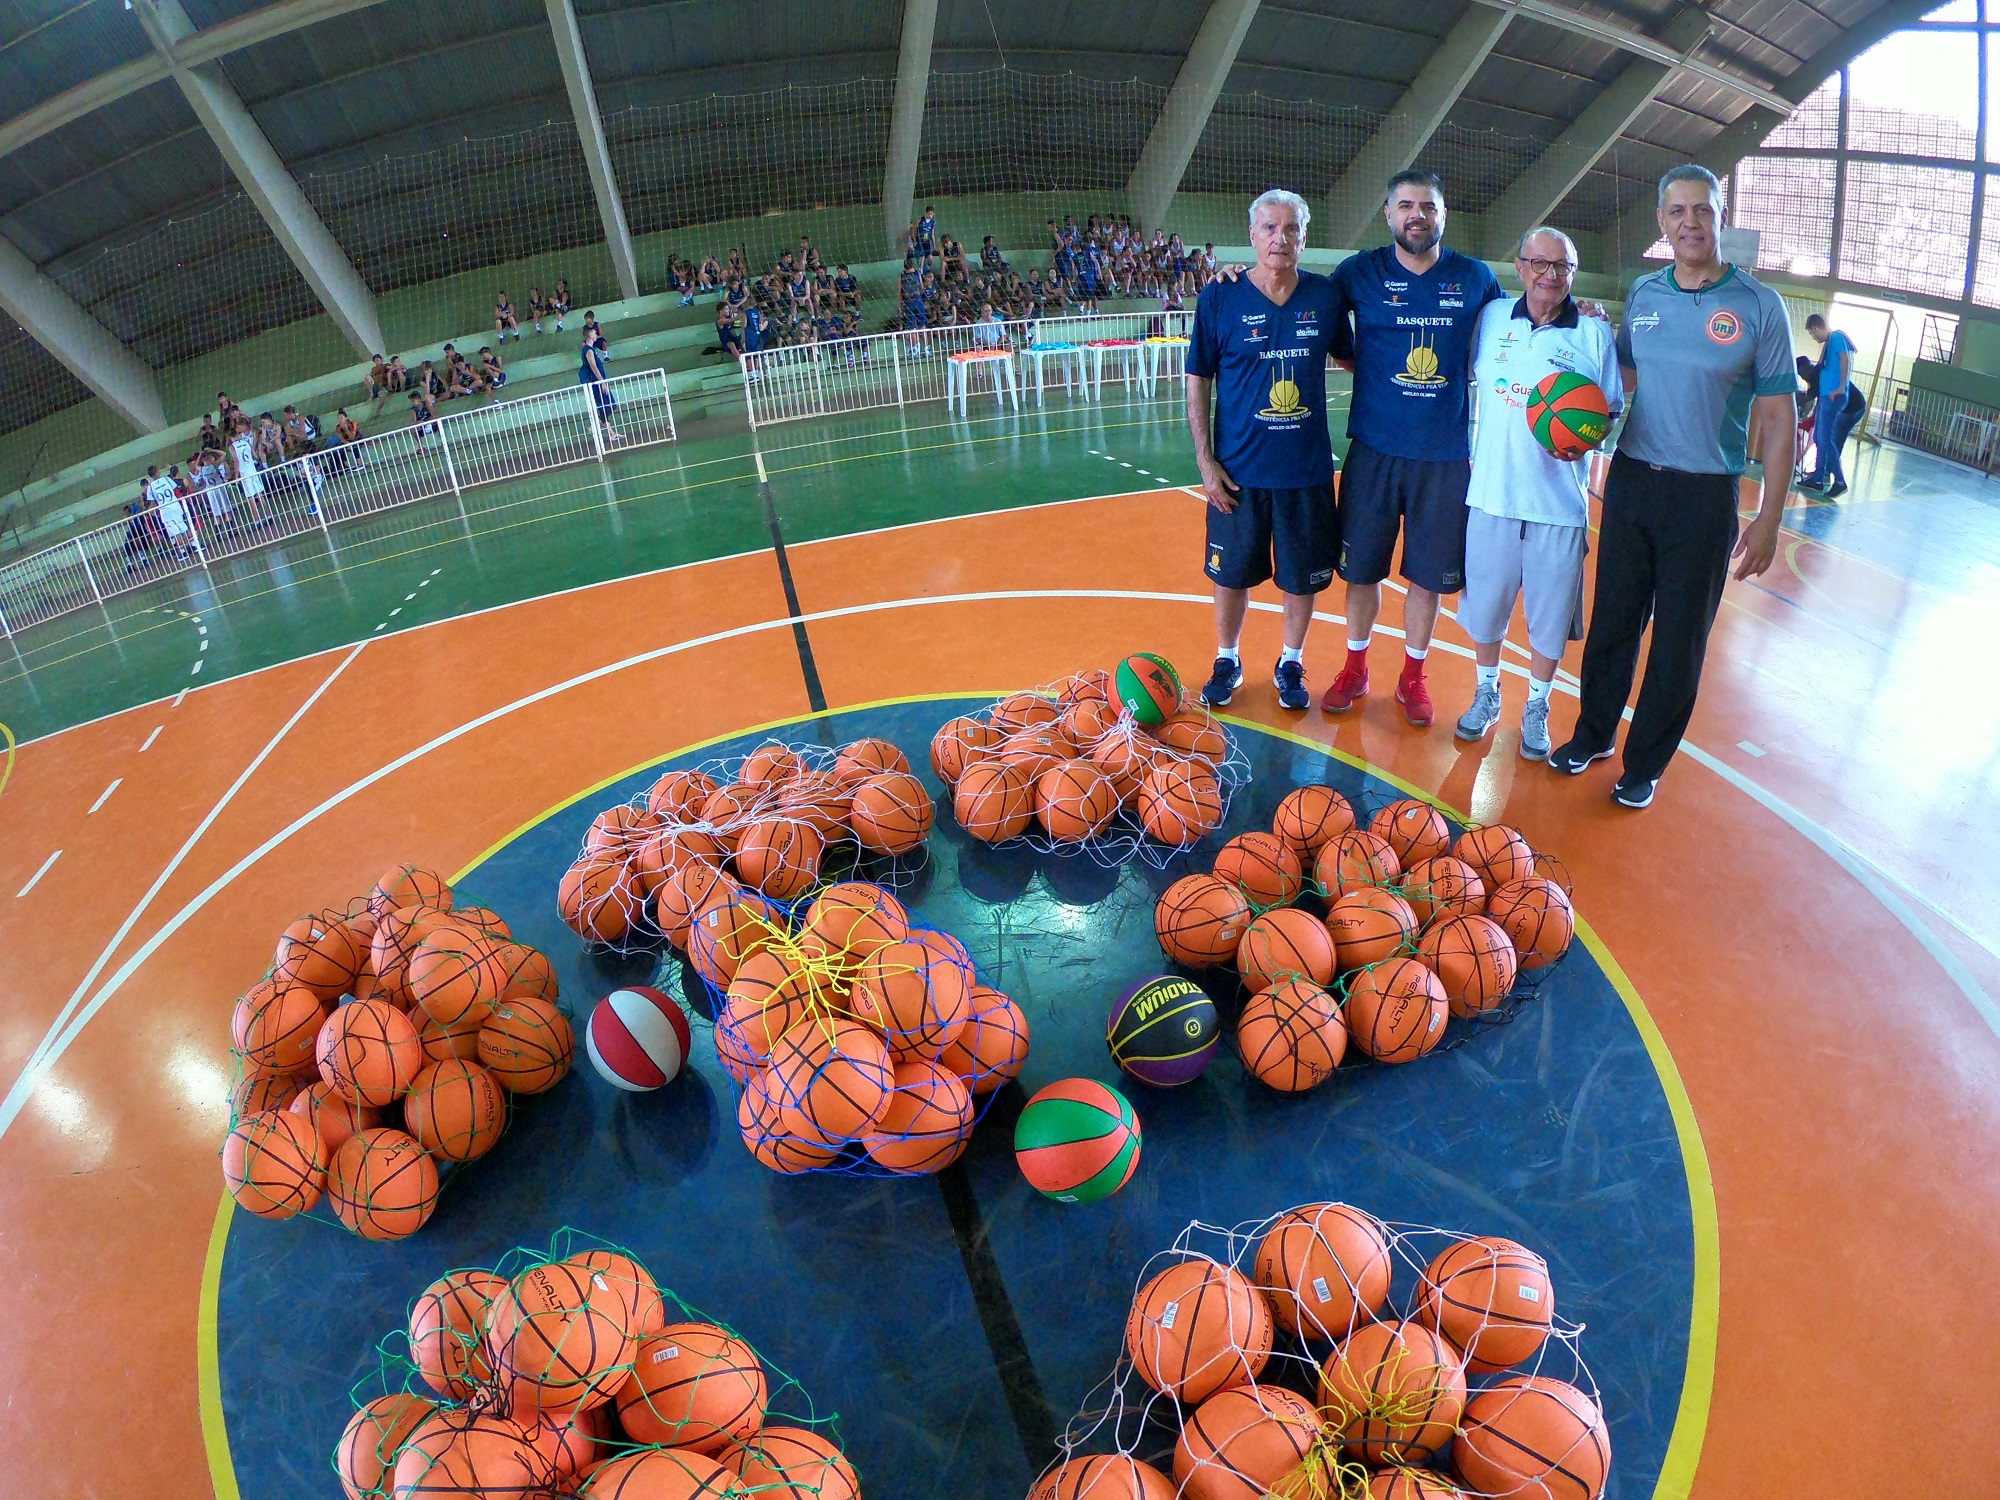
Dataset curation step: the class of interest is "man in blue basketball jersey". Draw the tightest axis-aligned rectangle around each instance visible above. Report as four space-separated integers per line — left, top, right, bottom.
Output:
1324 170 1504 726
1187 189 1342 712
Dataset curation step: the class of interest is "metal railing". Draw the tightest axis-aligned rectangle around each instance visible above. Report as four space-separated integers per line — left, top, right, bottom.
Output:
740 310 1194 428
1878 378 2000 472
0 369 676 638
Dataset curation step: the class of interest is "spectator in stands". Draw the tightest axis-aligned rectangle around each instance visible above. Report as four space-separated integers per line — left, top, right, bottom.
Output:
981 235 1007 273
479 347 507 391
281 405 316 457
528 286 550 334
417 360 445 402
407 387 437 449
551 279 573 330
366 356 393 415
325 408 363 476
446 354 481 399
744 303 766 354
801 235 822 271
916 207 938 261
217 391 243 429
199 412 223 452
255 414 286 472
334 409 361 445
580 328 623 446
699 254 721 290
724 276 747 314
975 302 1006 349
833 264 858 310
717 304 743 359
495 291 521 343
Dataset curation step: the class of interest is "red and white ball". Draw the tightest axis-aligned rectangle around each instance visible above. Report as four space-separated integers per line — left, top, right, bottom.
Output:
585 987 693 1091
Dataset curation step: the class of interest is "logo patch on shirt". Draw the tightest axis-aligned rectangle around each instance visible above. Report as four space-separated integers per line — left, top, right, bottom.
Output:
1391 332 1448 390
1706 309 1743 345
1258 363 1310 420
1631 312 1662 331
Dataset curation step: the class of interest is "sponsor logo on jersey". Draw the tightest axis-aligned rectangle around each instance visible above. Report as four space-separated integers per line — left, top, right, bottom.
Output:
1631 311 1662 332
1258 362 1311 419
1392 332 1449 389
1706 309 1743 345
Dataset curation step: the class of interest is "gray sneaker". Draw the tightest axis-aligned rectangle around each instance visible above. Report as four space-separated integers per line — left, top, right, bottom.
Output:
1519 696 1552 760
1454 681 1503 741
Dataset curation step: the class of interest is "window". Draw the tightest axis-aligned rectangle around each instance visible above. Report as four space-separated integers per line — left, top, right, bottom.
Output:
1839 162 1976 298
1846 31 1979 157
1767 75 1840 150
1733 158 1835 276
1973 176 2000 303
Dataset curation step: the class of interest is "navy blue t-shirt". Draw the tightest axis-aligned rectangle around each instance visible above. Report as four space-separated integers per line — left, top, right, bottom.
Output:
1188 271 1339 489
1331 247 1503 462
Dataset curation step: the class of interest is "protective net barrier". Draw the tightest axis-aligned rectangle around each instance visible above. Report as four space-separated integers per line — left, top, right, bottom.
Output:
0 321 94 443
220 865 577 1243
1040 1208 1608 1500
917 70 1169 199
336 1228 854 1498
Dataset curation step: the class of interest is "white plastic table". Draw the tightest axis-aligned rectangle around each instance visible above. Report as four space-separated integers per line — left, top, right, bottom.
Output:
946 349 1019 415
1085 339 1142 401
1140 335 1189 397
1023 343 1086 406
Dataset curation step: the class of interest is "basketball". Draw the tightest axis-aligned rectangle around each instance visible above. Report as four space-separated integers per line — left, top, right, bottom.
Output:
454 905 511 937
1124 1257 1272 1403
1271 784 1355 858
1014 1077 1142 1202
288 1080 380 1154
954 759 1035 842
1115 653 1182 726
392 1412 545 1500
1107 975 1219 1087
1402 854 1486 927
1235 908 1337 993
1317 1318 1467 1464
232 980 326 1075
1253 1201 1393 1342
1059 695 1122 752
1173 1383 1321 1500
1001 729 1075 786
409 1268 505 1398
833 736 910 787
849 771 935 854
1453 823 1536 890
1155 712 1227 766
580 1448 740 1497
403 1057 507 1160
408 925 502 1027
531 1401 616 1483
931 715 1004 783
1367 1470 1464 1499
488 1257 638 1415
1060 668 1115 706
730 1427 860 1500
1415 1235 1556 1373
936 984 1031 1093
802 881 909 959
222 1107 327 1219
699 783 762 849
1454 1376 1611 1500
768 1016 895 1147
1326 885 1418 970
316 997 423 1107
1235 978 1346 1092
587 803 664 857
1314 829 1400 894
1418 913 1519 1017
992 690 1061 733
1028 1454 1175 1500
1036 760 1121 841
655 862 742 951
370 902 453 1006
494 941 559 1002
779 771 852 842
1212 830 1303 909
1088 729 1161 802
559 856 642 945
370 864 453 919
723 955 818 1059
326 1126 440 1241
1487 877 1576 969
863 1057 975 1174
275 913 365 1001
687 887 786 989
618 1322 768 1452
234 1069 307 1117
738 1069 842 1174
1528 370 1612 460
1136 760 1223 846
851 937 973 1060
645 767 721 821
1344 957 1449 1063
337 1392 434 1500
732 817 825 902
1370 797 1451 866
1154 874 1252 968
739 742 806 789
587 986 694 1090
478 992 576 1093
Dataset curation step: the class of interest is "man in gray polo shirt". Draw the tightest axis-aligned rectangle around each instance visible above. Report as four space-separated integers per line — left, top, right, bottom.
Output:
1550 165 1795 809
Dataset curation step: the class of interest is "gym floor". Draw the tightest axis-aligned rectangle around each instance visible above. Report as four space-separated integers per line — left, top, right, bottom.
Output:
1 389 1995 1499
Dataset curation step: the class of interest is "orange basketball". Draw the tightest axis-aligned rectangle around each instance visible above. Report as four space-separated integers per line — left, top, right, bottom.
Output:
1235 978 1346 1092
1060 668 1114 706
1088 730 1161 802
488 1257 637 1414
1314 830 1400 895
327 1126 440 1241
409 1268 506 1398
579 1448 739 1497
1001 729 1076 787
686 888 786 989
403 1058 507 1160
1253 1201 1393 1342
737 1069 841 1174
768 1016 895 1147
418 1008 486 1064
453 905 511 936
1213 831 1304 909
1125 1258 1273 1404
1402 855 1487 927
588 804 666 858
832 736 910 788
617 1322 768 1453
732 817 825 902
1137 760 1224 846
371 902 455 1006
529 1399 617 1484
655 862 743 951
233 980 326 1075
1453 824 1536 891
222 1107 327 1219
801 881 909 959
935 984 1031 1093
1487 878 1575 969
730 1427 861 1500
776 772 851 842
1343 957 1449 1063
1235 908 1337 993
955 760 1035 842
1058 695 1121 752
992 690 1061 734
863 1057 975 1174
738 743 806 789
1418 913 1519 1017
931 715 1004 783
1318 1319 1466 1464
1326 885 1418 971
275 912 365 1001
288 1079 380 1154
632 827 727 896
848 771 936 855
1454 1376 1610 1500
698 783 762 850
478 993 576 1093
408 925 503 1027
1370 798 1451 866
392 1412 545 1500
560 857 643 945
1155 712 1228 766
1271 785 1356 859
850 938 972 1061
1028 1454 1176 1500
232 1068 308 1117
336 1392 435 1500
370 864 454 919
316 997 424 1106
1174 1383 1321 1500
1036 760 1121 841
1415 1236 1556 1374
493 942 558 1001
568 1249 669 1340
1154 874 1252 968
1367 1469 1465 1499
645 768 722 821
724 947 819 1060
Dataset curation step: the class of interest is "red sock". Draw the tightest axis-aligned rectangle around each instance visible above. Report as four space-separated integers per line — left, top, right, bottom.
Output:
1401 652 1426 681
1345 645 1369 673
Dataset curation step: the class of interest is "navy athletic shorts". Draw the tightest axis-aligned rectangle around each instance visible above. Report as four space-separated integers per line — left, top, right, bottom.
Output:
1203 483 1338 595
1336 439 1471 593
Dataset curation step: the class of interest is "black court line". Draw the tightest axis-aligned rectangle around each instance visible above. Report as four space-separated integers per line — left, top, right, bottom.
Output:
758 467 1057 1474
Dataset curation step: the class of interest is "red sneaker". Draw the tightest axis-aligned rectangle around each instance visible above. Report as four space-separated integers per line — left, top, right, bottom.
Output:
1396 672 1434 727
1321 664 1369 714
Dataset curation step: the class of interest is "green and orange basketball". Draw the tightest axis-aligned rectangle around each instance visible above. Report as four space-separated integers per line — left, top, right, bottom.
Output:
1115 653 1182 727
1013 1077 1142 1202
1526 371 1611 460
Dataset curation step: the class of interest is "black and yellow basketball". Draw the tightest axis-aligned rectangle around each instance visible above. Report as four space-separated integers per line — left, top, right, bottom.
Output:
1107 975 1219 1087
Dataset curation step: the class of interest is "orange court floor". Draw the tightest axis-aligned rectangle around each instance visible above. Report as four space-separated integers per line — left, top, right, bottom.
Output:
0 418 1996 1500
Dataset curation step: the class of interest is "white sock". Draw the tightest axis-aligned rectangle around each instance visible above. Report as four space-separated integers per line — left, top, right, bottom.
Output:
1346 637 1369 654
1280 645 1303 665
1477 664 1500 689
1405 645 1429 661
1217 647 1240 664
1528 677 1553 703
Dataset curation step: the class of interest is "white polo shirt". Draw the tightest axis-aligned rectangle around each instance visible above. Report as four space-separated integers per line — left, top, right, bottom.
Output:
1467 297 1622 529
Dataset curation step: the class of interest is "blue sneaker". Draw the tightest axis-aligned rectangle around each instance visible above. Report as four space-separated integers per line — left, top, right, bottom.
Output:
1273 658 1309 711
1200 655 1244 707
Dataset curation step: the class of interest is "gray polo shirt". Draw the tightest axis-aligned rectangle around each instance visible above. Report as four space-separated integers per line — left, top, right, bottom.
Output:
1615 265 1795 476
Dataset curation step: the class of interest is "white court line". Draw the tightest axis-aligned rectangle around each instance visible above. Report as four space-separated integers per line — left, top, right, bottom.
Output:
87 779 121 815
173 689 188 708
189 660 202 676
140 726 162 752
15 850 60 899
4 585 1993 1145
